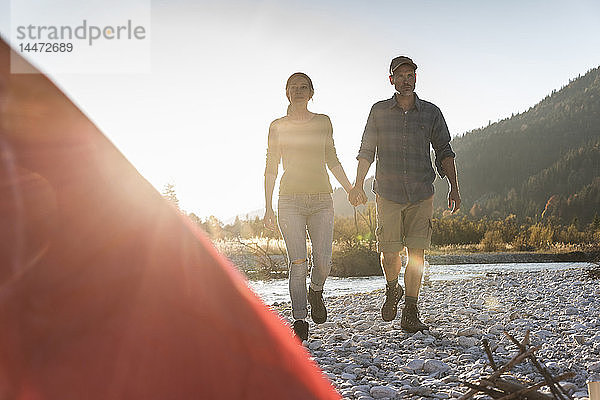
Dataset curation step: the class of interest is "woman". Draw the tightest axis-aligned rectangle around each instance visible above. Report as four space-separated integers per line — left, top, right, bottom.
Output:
264 72 352 342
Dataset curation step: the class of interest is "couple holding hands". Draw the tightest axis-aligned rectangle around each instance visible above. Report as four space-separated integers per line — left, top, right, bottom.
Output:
263 56 461 342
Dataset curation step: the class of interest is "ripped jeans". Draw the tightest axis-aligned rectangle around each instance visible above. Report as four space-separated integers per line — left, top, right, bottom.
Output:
278 193 334 320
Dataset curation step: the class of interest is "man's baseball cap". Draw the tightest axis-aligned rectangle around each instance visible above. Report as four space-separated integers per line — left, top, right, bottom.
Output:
389 56 417 74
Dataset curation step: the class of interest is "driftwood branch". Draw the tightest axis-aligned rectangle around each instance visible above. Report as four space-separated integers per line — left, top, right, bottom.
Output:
458 346 539 400
483 338 498 371
461 381 506 398
459 330 575 400
495 372 575 400
504 331 572 400
490 378 553 400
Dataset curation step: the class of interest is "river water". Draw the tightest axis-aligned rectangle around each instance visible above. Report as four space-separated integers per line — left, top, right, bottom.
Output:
247 262 590 305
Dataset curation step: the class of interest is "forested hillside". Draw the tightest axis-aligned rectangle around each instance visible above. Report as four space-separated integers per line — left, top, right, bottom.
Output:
432 66 600 223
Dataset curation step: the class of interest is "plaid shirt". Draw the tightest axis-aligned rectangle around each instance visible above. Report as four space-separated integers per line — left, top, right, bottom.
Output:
357 94 455 204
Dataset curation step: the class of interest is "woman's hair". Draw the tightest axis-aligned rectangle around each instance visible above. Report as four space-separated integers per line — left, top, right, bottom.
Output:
286 72 314 115
285 72 314 93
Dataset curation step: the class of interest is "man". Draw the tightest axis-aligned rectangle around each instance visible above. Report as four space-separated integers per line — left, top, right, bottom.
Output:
349 56 460 332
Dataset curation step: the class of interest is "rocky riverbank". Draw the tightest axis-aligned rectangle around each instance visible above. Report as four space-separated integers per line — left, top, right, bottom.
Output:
426 250 600 266
272 266 600 399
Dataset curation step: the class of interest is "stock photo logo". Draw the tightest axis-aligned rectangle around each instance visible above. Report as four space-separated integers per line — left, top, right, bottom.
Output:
15 19 147 48
10 1 151 74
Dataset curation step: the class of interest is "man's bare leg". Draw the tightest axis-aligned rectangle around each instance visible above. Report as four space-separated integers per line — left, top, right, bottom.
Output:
381 251 402 282
401 247 428 332
404 248 424 298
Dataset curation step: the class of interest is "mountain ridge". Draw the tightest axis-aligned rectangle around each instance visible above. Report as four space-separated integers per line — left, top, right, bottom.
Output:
433 66 600 222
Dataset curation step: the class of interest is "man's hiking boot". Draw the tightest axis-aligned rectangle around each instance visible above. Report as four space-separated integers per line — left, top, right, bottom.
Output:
292 320 309 342
381 283 404 322
308 287 327 324
400 303 429 333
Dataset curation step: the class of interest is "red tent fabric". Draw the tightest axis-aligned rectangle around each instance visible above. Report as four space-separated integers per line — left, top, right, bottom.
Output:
0 38 339 399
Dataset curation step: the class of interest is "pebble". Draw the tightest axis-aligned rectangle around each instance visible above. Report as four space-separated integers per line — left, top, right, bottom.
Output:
457 336 479 347
423 359 450 373
588 361 600 371
271 267 599 399
309 339 323 350
574 335 586 345
341 372 357 380
406 386 433 396
406 359 425 371
476 312 492 323
457 327 481 336
370 385 397 398
566 307 579 315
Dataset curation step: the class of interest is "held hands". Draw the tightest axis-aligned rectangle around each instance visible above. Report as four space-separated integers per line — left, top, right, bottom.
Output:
448 188 461 214
348 185 368 207
264 208 276 230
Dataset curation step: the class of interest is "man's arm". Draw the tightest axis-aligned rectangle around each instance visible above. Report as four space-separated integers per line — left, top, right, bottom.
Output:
348 158 371 206
441 156 460 213
350 105 378 206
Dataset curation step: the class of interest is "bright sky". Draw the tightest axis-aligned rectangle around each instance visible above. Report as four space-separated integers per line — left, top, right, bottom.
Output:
1 0 599 222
